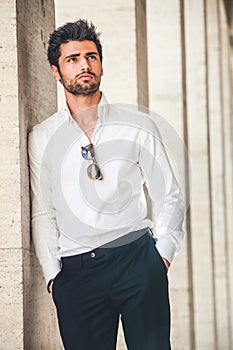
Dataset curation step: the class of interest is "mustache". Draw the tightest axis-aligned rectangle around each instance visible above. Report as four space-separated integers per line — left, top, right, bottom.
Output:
76 72 96 78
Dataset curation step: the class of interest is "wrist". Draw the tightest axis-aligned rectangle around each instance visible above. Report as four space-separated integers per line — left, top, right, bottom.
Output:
162 257 170 270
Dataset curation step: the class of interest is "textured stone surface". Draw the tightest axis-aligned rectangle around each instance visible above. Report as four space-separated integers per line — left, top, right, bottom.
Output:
0 249 23 350
23 250 63 349
184 1 216 348
219 1 233 348
16 0 60 347
0 1 23 348
0 0 21 250
206 0 230 348
0 0 60 348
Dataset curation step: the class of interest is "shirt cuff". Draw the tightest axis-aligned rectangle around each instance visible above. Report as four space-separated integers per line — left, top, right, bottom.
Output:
155 238 176 264
42 259 61 286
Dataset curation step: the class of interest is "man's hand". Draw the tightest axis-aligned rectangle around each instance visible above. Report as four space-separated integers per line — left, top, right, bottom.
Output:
162 257 170 270
47 278 55 294
49 280 54 294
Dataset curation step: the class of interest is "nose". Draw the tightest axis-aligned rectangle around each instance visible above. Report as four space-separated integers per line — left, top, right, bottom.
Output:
80 57 91 71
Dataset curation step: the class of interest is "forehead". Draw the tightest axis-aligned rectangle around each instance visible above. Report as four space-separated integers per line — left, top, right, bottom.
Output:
59 40 98 57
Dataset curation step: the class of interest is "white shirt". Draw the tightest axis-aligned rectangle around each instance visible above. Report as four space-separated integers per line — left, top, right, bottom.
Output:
28 93 185 285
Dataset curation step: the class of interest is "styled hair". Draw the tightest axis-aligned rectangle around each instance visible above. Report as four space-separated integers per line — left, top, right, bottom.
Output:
47 19 103 67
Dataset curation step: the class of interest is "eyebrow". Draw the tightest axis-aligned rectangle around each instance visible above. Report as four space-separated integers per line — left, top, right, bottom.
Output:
65 51 98 59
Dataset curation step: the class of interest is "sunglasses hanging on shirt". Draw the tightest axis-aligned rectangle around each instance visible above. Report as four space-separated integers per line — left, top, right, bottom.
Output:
81 143 103 180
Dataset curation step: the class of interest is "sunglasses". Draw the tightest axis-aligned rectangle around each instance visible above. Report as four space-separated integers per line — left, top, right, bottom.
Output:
81 143 103 180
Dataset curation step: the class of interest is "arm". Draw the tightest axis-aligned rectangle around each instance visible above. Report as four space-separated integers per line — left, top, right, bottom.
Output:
28 127 61 288
139 127 185 266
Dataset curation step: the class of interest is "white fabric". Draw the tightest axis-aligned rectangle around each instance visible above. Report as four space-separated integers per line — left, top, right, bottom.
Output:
28 93 185 284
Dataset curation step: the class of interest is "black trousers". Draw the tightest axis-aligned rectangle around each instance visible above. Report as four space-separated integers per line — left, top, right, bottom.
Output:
52 230 171 350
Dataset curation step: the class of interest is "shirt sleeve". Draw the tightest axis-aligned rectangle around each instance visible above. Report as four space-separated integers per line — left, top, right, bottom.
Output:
28 127 61 285
139 126 185 264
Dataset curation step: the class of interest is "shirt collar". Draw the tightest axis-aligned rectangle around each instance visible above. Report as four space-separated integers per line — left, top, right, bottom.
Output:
64 92 109 125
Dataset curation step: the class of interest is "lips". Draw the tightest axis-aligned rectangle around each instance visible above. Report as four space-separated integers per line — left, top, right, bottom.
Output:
78 73 94 80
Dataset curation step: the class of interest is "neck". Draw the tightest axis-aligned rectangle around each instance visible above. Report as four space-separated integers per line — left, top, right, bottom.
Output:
66 90 102 117
65 91 102 141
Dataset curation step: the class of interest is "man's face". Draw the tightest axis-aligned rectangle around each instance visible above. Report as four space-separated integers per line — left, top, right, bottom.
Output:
52 40 103 96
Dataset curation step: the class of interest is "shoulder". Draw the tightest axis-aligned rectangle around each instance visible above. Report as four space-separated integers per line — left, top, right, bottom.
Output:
108 103 160 136
31 109 68 135
29 109 68 141
28 109 69 154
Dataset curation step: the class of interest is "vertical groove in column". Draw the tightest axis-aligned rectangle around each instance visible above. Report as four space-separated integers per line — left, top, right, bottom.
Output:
135 0 149 107
205 0 232 347
217 2 231 348
229 41 233 350
203 0 217 347
179 1 195 349
219 2 233 349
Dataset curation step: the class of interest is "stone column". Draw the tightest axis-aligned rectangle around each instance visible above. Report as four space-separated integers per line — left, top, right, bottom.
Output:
219 1 233 348
0 1 23 348
183 0 216 349
0 0 62 348
147 1 193 348
205 0 230 348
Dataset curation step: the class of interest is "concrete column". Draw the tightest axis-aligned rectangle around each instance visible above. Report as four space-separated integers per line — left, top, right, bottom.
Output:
205 0 230 348
0 0 62 348
147 1 193 349
183 0 216 349
219 1 233 348
0 1 23 348
135 0 149 107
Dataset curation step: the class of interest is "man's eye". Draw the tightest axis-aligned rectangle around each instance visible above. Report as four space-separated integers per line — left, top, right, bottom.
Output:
88 55 97 60
68 57 77 62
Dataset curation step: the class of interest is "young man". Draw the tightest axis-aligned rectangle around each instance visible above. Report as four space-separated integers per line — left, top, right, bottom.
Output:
29 19 185 350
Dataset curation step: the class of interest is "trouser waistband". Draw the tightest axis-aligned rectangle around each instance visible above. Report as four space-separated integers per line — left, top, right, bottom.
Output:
99 227 149 248
61 227 151 266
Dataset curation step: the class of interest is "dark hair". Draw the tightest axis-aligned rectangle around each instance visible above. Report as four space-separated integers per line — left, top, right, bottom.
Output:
47 19 103 67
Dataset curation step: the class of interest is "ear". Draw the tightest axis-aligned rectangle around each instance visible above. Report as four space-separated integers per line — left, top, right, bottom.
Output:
101 67 104 76
51 65 61 82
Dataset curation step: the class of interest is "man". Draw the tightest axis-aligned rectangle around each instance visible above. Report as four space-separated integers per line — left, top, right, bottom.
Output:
28 19 185 350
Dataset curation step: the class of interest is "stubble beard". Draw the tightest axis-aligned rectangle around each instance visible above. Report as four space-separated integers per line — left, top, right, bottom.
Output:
60 74 101 96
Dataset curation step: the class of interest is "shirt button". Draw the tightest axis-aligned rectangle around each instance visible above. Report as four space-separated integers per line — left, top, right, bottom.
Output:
91 252 95 258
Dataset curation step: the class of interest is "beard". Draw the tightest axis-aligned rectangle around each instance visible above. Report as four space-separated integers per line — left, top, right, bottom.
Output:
60 73 101 96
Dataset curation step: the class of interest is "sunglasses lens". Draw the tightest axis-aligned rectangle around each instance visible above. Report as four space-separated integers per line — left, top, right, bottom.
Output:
87 163 103 180
81 144 103 180
81 144 95 160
